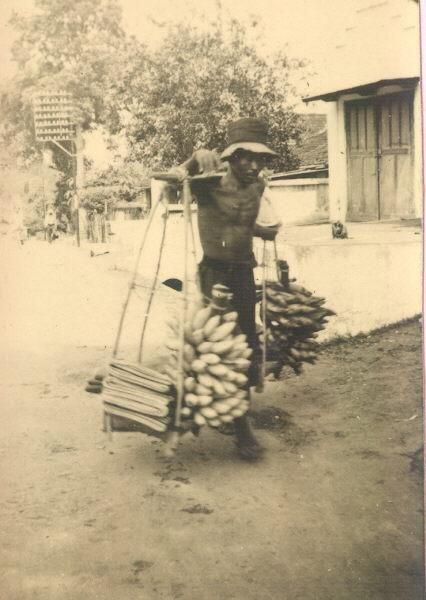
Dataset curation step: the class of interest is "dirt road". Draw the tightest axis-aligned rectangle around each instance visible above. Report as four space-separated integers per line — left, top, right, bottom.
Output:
0 238 423 599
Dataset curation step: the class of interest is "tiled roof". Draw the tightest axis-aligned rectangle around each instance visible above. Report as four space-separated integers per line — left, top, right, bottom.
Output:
296 114 328 167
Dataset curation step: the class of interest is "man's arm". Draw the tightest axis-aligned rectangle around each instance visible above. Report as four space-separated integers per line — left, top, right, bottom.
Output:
182 149 221 176
170 149 221 180
254 184 282 240
166 149 223 204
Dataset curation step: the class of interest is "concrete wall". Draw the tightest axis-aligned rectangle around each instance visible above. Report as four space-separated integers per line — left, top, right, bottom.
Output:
268 179 329 225
257 238 422 342
108 209 201 283
109 213 422 343
326 81 423 222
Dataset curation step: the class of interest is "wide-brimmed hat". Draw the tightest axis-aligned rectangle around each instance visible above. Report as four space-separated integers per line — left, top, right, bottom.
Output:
220 117 277 160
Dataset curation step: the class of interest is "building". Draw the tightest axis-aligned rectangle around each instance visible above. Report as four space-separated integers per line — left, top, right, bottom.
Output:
253 1 422 338
294 114 328 173
303 0 421 223
267 114 329 225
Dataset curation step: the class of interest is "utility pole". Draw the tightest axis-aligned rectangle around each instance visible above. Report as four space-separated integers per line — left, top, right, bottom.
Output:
74 124 85 246
41 146 49 238
32 90 81 246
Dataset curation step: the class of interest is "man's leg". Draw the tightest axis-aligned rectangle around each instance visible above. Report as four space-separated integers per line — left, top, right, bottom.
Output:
198 260 263 460
228 266 264 461
198 260 227 304
233 407 263 460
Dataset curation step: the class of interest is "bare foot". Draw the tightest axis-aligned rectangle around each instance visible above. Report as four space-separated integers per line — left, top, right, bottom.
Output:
234 416 264 461
236 441 264 461
217 423 236 436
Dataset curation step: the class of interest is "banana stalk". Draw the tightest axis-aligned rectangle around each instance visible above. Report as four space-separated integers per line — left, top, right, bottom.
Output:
260 278 336 377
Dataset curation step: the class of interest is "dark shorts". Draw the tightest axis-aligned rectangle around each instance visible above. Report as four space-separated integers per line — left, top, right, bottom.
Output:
198 256 259 386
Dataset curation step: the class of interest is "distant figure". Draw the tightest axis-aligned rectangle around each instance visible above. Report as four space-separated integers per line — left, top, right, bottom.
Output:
13 209 27 246
44 208 57 243
332 221 348 239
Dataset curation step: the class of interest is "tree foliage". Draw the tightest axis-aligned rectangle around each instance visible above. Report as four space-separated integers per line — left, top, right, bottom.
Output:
80 163 150 212
2 0 143 158
1 0 146 222
3 1 307 177
124 19 306 171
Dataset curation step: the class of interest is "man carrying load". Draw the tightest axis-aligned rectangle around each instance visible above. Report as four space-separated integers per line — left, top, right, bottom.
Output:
176 117 281 460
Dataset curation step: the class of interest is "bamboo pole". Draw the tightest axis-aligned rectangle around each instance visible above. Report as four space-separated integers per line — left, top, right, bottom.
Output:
164 177 191 457
112 194 160 358
188 203 201 296
137 205 169 363
174 177 191 429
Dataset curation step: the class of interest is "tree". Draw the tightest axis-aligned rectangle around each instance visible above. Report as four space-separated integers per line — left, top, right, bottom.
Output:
1 0 144 162
80 162 150 212
1 0 146 223
2 1 308 182
124 18 306 172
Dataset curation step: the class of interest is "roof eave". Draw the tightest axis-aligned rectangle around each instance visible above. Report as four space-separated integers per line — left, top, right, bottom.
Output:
303 76 419 103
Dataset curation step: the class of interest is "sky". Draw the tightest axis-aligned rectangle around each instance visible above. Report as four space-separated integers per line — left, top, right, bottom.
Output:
0 0 421 112
0 0 421 169
0 0 331 79
0 1 400 82
0 0 341 66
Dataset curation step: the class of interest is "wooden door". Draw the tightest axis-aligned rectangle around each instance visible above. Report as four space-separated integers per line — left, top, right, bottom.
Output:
377 92 415 219
346 100 379 220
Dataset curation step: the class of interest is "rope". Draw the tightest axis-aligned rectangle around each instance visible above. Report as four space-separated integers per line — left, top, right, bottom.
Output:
137 207 170 363
112 194 160 357
273 238 281 281
256 240 267 393
188 202 202 296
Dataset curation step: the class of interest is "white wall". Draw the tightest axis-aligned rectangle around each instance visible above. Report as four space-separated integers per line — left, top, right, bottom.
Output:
307 0 420 100
326 99 348 221
109 215 422 342
109 209 201 283
268 179 329 225
263 238 422 341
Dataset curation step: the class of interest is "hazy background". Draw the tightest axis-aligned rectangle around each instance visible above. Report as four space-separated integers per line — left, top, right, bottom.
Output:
2 0 409 111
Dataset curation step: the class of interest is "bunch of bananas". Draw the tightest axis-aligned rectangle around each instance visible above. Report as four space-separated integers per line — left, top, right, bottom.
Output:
261 281 336 377
164 304 251 429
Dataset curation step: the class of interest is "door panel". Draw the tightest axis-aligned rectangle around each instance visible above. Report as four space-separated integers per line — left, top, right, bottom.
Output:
378 92 415 220
345 92 415 222
346 101 379 220
380 153 414 219
358 105 366 149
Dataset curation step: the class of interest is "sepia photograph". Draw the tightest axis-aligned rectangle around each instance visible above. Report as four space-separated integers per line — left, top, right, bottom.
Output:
0 0 423 598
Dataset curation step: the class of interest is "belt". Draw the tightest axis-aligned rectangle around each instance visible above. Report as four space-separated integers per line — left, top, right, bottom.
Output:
200 254 257 271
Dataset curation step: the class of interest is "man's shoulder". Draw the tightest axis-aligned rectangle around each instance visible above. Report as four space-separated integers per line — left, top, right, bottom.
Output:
220 171 265 194
190 171 265 198
190 172 226 199
253 178 266 193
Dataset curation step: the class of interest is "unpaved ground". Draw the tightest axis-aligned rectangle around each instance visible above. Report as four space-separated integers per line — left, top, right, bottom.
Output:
0 237 423 600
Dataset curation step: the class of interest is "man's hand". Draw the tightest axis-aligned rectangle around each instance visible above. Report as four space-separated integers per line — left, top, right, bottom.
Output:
254 223 281 241
182 148 220 176
193 149 220 173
